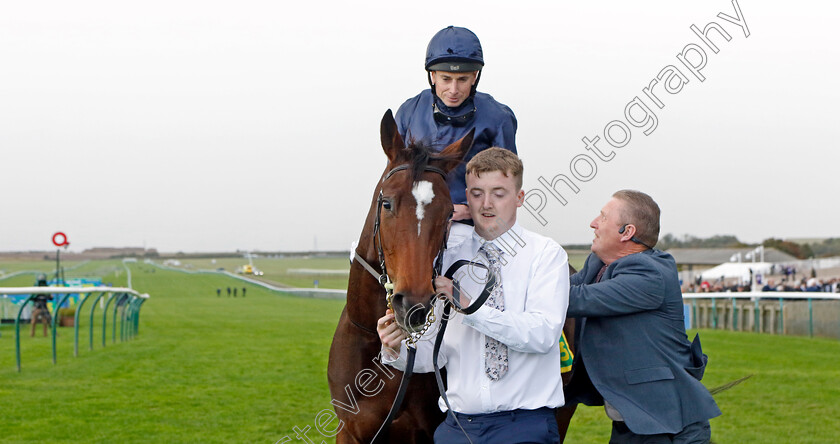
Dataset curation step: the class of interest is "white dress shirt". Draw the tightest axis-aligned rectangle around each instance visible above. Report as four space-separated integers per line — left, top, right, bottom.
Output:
382 222 570 414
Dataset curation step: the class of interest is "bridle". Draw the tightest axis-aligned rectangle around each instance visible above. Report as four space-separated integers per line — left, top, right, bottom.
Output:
354 161 498 444
353 162 450 345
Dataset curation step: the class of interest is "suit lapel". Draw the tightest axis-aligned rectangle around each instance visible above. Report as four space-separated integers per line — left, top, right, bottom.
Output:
577 254 605 350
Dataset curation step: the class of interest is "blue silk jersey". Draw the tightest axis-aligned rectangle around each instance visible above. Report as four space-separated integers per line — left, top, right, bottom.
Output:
395 90 517 205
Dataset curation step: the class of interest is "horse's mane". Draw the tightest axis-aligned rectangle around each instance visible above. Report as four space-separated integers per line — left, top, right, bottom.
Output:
400 138 460 183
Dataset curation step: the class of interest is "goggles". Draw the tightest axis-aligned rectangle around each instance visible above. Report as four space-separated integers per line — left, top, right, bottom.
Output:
433 101 476 127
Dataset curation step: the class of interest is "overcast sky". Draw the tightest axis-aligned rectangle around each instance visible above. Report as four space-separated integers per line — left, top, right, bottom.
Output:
1 0 838 253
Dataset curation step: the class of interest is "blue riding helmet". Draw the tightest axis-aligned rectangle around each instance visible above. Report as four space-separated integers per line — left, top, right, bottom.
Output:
425 26 484 72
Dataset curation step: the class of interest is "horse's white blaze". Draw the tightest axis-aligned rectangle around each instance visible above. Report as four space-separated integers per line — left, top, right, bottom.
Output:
412 181 434 236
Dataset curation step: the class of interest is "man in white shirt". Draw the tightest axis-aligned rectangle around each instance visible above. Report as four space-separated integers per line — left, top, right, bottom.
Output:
377 148 570 443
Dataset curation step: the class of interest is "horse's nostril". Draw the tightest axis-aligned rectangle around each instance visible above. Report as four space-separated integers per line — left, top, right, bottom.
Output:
407 307 426 327
391 293 405 308
391 294 431 330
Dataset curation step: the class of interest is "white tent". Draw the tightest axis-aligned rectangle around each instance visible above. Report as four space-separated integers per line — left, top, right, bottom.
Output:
698 262 773 283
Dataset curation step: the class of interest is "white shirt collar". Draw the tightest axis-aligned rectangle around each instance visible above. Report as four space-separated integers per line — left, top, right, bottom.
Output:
471 222 524 256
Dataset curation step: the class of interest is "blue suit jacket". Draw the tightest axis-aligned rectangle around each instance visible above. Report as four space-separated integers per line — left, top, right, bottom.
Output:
566 250 721 435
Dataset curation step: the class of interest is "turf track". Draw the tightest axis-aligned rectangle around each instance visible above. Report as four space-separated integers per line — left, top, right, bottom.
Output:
1 260 838 443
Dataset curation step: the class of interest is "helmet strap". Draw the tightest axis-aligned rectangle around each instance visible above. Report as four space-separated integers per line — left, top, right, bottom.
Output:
470 70 482 98
427 70 438 98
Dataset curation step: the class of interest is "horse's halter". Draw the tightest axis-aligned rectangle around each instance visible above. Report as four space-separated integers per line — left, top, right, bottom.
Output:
354 162 451 345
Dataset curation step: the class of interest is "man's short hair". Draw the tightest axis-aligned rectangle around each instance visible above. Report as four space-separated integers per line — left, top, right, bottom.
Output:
465 147 523 190
612 189 660 248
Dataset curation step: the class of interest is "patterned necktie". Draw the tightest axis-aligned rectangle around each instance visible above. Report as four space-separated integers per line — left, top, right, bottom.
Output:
479 242 508 380
595 264 608 283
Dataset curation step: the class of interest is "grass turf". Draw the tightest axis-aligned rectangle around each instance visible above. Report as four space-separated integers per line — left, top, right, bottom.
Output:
0 260 838 443
1 262 343 443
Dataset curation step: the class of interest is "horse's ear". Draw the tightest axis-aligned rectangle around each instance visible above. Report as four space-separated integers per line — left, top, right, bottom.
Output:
436 128 475 173
380 109 404 162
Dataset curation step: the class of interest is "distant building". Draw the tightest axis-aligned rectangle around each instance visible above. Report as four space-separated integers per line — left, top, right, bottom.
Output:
666 247 797 274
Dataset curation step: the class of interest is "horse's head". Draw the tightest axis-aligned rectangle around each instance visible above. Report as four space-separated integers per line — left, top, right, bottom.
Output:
377 110 474 332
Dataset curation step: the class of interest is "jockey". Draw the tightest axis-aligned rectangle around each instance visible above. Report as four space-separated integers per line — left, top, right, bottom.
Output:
396 26 517 242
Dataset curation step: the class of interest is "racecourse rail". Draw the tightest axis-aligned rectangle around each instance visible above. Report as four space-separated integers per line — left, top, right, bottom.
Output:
1 286 150 372
150 262 840 338
683 292 840 339
148 261 345 299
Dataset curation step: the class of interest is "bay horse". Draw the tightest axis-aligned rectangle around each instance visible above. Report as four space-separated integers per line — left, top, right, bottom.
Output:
328 109 473 443
328 109 579 443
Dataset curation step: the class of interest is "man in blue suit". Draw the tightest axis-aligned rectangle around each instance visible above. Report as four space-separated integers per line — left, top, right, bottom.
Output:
566 190 721 443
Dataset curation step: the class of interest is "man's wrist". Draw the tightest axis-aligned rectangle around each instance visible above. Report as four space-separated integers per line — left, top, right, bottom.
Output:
381 346 401 363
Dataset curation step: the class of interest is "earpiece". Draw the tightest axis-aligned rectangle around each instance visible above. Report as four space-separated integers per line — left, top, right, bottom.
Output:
619 224 653 250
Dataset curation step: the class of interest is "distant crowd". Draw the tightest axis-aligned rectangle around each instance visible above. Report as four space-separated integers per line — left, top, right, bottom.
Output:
761 277 839 293
684 278 839 293
683 265 840 293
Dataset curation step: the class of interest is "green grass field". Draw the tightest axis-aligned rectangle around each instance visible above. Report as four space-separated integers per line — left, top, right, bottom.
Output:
1 259 838 443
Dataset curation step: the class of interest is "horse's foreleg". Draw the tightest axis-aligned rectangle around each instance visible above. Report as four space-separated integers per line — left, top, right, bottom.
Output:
335 429 363 444
389 413 435 444
555 404 577 443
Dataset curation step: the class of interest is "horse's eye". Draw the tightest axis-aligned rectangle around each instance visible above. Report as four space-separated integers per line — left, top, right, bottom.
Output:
382 200 392 211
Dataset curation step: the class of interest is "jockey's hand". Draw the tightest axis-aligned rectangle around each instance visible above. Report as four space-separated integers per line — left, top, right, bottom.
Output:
377 309 406 356
434 276 471 309
451 204 470 221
